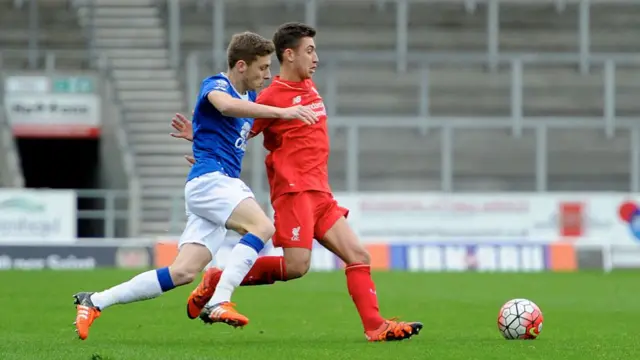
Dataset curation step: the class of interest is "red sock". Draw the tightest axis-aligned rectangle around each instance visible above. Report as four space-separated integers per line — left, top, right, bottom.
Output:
240 256 287 286
345 263 385 331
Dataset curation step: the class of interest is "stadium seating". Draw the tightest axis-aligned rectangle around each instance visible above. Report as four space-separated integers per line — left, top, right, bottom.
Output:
0 0 87 69
185 1 640 117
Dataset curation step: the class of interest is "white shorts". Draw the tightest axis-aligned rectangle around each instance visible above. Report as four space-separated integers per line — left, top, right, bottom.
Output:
179 171 255 256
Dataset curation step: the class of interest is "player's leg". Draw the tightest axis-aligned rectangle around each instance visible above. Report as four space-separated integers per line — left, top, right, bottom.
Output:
223 189 319 283
185 192 315 320
270 192 317 278
73 214 215 340
205 197 274 305
185 173 274 326
196 197 273 327
315 193 423 341
222 192 318 284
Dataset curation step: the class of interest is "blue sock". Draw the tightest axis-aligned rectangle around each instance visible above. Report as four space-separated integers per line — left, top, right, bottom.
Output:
239 233 265 254
155 267 175 292
209 233 266 305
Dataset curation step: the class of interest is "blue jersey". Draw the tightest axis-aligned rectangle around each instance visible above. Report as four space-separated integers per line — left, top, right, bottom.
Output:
187 73 257 182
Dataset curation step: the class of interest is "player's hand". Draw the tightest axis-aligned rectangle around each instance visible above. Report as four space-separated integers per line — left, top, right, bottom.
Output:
279 105 318 125
171 113 194 141
185 155 195 166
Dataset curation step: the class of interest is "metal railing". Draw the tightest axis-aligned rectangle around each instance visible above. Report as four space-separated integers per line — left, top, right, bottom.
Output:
187 50 639 131
0 105 25 188
158 113 640 233
77 189 129 238
0 49 92 72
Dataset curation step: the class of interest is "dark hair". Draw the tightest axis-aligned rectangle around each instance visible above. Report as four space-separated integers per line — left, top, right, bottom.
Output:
227 31 275 69
272 22 317 63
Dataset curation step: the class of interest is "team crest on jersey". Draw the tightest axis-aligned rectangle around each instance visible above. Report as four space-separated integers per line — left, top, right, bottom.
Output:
212 79 229 92
293 95 301 104
291 226 300 241
235 122 251 151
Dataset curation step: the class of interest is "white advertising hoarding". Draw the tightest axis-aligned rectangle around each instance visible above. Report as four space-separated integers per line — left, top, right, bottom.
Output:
0 189 77 243
3 75 100 138
333 192 640 246
4 94 100 138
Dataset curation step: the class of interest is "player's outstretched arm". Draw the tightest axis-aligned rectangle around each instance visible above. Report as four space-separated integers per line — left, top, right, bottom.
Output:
170 113 193 142
208 92 318 125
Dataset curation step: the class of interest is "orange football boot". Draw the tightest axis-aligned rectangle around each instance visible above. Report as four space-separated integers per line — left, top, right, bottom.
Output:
186 267 222 319
199 301 249 328
365 319 423 342
73 292 101 340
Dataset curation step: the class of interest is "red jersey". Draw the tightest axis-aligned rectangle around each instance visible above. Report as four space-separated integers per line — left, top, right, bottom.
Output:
251 76 331 201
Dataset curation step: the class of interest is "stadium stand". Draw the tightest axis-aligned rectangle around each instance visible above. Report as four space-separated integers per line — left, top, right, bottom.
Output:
174 1 640 221
71 0 188 235
2 0 640 235
184 1 640 117
0 0 88 69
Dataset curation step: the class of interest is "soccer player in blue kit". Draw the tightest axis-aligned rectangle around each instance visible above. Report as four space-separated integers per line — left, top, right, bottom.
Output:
72 32 318 340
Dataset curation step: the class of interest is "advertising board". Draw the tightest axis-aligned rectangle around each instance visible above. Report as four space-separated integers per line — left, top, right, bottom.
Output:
3 75 100 138
0 189 76 243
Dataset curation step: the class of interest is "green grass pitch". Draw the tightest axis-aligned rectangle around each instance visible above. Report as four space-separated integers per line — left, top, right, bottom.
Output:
0 270 638 360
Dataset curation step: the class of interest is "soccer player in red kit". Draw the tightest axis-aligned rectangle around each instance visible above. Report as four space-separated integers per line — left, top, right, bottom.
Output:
174 22 422 342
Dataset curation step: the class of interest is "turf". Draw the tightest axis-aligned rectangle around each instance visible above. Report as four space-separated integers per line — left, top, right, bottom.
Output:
0 270 638 360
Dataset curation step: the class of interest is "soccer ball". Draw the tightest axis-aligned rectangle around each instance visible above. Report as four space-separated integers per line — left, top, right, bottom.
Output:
497 298 543 340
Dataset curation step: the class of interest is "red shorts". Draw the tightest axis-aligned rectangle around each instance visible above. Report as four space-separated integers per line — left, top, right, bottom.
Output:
272 191 349 249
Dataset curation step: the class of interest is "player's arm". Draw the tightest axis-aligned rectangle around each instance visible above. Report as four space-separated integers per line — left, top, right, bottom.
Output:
207 91 317 124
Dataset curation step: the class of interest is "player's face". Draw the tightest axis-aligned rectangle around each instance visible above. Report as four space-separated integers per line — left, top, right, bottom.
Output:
244 55 272 91
292 37 318 79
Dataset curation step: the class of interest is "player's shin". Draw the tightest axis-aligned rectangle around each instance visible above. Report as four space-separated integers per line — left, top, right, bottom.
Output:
240 255 287 285
90 243 210 310
89 267 175 310
208 233 266 305
345 263 385 331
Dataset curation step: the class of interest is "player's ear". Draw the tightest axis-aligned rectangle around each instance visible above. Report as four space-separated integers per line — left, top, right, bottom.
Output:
235 60 247 73
283 48 294 63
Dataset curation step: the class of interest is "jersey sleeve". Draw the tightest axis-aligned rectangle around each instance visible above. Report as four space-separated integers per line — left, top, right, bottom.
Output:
198 76 231 105
250 119 271 138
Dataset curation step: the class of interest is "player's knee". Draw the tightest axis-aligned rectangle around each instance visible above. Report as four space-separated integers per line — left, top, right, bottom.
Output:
284 254 311 280
357 248 371 265
168 265 200 285
246 220 275 241
233 213 275 241
346 245 371 266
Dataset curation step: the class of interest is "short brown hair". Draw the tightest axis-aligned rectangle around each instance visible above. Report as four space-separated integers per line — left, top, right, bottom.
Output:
272 22 317 63
227 32 275 69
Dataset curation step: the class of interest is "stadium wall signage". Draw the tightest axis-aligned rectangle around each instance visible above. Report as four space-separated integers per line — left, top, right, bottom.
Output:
0 240 627 272
0 244 152 270
330 192 640 246
2 74 101 138
0 189 76 242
